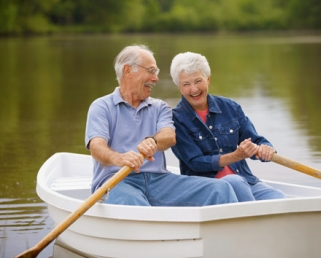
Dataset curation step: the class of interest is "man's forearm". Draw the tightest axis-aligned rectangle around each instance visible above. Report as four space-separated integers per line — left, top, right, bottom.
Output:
154 128 176 151
89 138 120 166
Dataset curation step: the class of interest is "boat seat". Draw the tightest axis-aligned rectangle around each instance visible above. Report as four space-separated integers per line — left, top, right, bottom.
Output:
50 176 92 199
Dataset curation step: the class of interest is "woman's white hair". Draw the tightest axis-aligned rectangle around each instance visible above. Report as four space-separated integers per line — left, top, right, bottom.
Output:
170 52 211 86
114 44 154 83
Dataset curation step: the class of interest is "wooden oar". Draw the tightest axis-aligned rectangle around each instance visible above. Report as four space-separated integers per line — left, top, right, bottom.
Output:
15 164 134 258
272 153 321 179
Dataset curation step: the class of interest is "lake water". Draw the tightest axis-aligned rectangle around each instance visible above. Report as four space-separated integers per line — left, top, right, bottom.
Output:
1 32 321 258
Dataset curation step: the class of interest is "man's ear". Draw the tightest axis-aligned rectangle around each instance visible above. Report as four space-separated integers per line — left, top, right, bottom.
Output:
123 64 132 77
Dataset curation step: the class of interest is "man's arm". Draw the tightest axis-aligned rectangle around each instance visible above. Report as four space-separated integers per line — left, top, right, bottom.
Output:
137 127 176 162
153 127 176 151
89 127 175 172
89 137 144 172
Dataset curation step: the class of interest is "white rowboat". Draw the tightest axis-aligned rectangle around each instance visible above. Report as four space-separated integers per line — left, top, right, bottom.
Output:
37 152 321 258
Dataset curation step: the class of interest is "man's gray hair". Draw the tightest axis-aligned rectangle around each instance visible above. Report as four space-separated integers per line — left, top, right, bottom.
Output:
114 44 154 83
170 52 211 86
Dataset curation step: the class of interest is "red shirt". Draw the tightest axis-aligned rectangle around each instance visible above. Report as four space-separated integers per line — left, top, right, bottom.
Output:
215 166 235 178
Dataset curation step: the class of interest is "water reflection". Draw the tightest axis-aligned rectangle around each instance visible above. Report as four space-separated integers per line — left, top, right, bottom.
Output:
0 32 321 257
0 198 54 258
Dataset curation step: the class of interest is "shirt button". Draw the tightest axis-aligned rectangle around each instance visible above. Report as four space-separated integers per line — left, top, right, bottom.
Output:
199 135 203 140
236 169 239 173
230 129 233 133
219 148 223 152
214 137 217 141
209 125 213 129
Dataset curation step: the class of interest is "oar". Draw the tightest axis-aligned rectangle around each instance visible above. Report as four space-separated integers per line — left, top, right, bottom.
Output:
15 164 134 258
272 153 321 179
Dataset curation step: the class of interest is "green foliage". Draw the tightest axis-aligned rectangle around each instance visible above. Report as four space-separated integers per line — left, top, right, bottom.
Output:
0 0 57 34
50 0 136 32
0 0 320 35
122 0 155 32
140 0 162 31
0 1 18 34
218 0 288 30
286 0 321 29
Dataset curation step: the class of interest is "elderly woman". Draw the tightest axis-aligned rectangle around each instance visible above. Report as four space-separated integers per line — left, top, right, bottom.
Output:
170 52 286 201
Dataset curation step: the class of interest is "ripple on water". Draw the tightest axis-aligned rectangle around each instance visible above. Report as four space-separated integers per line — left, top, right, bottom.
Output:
0 198 54 258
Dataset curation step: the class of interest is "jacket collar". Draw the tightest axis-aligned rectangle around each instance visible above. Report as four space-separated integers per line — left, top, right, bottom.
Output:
181 94 222 120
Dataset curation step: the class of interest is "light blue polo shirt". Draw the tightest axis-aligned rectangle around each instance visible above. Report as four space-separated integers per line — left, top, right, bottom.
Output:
85 87 175 193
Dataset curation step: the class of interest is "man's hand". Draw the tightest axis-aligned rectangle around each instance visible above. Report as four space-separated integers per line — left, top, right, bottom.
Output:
89 137 145 172
137 138 157 162
117 151 145 173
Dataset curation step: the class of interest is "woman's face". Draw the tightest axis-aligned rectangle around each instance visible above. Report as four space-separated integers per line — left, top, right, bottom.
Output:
178 70 210 111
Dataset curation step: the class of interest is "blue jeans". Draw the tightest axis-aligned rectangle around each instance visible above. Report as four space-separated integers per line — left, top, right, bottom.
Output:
104 172 238 206
221 175 286 202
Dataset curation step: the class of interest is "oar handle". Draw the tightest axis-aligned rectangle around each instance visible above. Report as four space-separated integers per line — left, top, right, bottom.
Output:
15 164 134 258
272 153 321 179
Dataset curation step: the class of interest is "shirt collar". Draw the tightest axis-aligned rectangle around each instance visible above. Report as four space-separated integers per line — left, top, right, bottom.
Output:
113 87 152 108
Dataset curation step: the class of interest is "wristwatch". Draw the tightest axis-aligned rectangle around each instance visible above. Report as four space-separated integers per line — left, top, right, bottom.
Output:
145 136 157 145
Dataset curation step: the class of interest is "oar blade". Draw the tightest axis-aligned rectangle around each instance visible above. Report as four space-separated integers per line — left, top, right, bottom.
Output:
15 248 40 258
15 164 134 258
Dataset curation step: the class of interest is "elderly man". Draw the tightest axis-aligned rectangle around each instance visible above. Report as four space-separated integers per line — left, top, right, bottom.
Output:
85 44 238 206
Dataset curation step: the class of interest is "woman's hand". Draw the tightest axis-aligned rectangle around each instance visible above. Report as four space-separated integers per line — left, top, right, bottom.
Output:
235 138 259 160
256 144 275 161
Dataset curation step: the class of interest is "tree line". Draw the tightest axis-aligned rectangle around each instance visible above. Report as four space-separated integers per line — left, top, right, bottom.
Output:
1 0 320 35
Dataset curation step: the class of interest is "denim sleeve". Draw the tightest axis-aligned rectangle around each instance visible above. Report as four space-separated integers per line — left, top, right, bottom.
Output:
211 154 224 171
235 101 274 161
172 115 223 174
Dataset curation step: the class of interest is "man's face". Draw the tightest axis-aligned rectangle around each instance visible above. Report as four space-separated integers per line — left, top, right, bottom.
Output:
178 70 210 111
131 52 159 100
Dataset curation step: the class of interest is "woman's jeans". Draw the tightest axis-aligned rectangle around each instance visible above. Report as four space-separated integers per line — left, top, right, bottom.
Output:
221 174 286 202
104 172 238 206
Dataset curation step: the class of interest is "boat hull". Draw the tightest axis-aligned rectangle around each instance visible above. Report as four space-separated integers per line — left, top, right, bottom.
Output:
37 153 321 258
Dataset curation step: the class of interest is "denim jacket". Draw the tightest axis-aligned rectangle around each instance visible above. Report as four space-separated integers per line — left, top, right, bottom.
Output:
172 95 273 185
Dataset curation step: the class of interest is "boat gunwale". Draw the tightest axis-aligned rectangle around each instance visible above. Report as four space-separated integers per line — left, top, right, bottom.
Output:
37 152 321 223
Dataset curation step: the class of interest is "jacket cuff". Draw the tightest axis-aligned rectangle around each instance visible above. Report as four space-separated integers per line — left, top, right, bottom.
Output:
211 154 224 171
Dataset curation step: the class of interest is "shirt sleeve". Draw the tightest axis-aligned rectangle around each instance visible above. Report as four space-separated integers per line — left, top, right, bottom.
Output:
155 100 175 132
85 99 110 150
